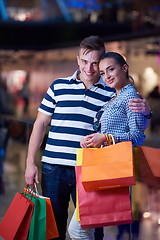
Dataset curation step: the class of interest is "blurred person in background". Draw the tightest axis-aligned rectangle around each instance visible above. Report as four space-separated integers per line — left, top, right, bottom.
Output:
0 79 11 194
147 85 160 133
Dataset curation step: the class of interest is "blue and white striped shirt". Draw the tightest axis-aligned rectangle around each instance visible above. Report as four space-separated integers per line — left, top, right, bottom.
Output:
38 71 115 166
100 84 146 145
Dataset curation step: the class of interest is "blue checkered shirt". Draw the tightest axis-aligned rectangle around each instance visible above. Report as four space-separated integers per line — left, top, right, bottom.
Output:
100 84 146 145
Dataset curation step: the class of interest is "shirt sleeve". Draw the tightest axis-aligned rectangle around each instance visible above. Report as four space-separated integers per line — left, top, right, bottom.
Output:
114 91 146 145
38 82 56 116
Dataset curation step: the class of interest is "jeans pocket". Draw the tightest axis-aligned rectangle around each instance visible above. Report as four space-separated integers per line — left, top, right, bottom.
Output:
42 163 58 175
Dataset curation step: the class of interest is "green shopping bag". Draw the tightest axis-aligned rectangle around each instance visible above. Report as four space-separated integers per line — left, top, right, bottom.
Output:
24 192 46 240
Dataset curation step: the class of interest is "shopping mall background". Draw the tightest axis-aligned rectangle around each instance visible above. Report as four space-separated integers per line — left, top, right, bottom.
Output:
0 1 160 240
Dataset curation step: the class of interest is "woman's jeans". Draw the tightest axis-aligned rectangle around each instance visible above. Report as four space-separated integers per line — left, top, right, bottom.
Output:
41 163 76 240
68 210 95 240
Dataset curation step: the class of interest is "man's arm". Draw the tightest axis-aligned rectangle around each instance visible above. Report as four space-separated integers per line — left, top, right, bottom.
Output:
25 111 51 185
128 94 152 128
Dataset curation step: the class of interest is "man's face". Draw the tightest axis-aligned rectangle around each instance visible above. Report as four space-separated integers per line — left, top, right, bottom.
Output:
77 48 103 86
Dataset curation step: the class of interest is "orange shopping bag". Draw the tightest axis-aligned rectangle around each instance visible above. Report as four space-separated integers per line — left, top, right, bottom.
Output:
45 198 59 239
137 145 160 189
81 141 136 191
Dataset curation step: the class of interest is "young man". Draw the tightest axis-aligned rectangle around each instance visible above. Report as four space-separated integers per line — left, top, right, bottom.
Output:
25 36 151 240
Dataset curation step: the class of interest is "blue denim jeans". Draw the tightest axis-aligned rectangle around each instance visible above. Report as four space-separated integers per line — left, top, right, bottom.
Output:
41 163 104 240
41 163 76 240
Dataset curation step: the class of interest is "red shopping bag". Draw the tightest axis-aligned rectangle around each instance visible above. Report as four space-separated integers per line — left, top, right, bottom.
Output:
137 145 160 188
76 166 133 229
0 192 34 240
81 141 135 191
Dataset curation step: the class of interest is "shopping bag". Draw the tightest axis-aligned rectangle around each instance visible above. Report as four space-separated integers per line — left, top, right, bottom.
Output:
137 145 160 188
24 191 46 240
76 148 83 166
45 197 59 239
76 166 133 229
75 191 80 221
0 192 34 240
81 141 135 191
24 186 59 239
75 148 82 221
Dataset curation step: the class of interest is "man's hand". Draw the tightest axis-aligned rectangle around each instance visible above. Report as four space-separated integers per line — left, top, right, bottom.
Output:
128 93 151 115
25 163 39 185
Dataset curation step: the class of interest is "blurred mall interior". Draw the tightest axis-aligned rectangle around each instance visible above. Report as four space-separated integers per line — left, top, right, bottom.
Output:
0 1 160 240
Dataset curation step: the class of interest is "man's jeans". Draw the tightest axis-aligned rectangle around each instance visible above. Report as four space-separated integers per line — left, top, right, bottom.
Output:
41 163 104 240
41 163 76 240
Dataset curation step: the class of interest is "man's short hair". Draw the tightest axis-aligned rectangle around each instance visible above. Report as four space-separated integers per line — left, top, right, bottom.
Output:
79 36 105 55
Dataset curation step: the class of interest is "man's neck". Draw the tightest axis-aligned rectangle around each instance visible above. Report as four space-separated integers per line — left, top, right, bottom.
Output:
77 72 99 90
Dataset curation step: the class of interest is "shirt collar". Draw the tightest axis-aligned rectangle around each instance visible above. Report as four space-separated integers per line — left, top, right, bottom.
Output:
67 70 79 81
93 77 106 88
68 70 106 88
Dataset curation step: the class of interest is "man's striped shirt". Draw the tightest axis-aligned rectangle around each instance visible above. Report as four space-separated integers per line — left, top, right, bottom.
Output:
38 71 115 166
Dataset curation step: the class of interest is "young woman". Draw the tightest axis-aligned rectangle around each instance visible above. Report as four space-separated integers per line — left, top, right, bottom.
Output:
68 52 146 240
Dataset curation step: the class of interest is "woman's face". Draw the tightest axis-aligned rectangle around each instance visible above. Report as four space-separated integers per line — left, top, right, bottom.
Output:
99 57 128 91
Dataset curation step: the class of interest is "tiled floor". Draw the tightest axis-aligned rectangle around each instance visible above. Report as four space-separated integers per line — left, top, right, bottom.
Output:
0 134 160 240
